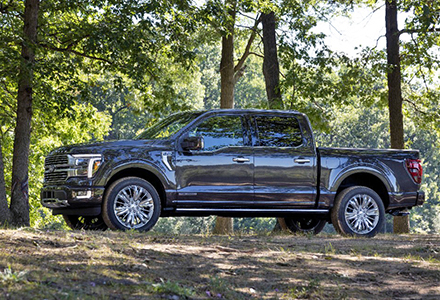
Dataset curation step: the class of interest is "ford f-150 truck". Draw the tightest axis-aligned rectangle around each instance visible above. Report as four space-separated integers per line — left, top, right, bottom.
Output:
41 109 424 237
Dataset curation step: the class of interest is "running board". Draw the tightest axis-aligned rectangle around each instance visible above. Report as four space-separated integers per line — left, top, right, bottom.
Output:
172 208 329 218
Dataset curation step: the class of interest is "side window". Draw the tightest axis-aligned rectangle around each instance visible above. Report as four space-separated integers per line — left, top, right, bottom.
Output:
255 116 303 148
191 115 244 151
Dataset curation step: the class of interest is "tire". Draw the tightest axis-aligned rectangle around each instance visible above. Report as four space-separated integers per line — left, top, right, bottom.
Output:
331 186 385 238
63 215 108 231
284 217 327 235
102 177 161 231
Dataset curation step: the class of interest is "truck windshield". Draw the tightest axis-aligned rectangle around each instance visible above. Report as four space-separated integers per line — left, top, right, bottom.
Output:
136 112 203 140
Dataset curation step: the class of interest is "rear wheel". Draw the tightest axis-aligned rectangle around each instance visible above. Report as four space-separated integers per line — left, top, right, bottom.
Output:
284 217 326 235
102 177 161 231
331 186 385 238
63 215 108 230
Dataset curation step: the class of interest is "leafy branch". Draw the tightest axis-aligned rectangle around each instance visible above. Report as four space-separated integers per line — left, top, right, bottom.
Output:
39 42 113 64
234 13 261 83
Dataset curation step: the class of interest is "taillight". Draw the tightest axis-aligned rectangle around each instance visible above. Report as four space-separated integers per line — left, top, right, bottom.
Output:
406 159 423 184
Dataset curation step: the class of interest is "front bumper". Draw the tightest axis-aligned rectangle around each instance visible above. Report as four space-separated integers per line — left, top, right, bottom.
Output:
41 185 105 215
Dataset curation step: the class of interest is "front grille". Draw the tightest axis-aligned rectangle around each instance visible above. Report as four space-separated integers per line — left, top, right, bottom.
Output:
44 154 70 184
45 155 68 166
44 171 68 183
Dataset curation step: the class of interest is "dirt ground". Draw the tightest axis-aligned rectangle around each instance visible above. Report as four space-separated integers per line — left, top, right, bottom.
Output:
1 229 440 299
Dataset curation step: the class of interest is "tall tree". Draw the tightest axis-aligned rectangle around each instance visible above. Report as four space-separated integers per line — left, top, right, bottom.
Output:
0 0 39 226
385 0 408 233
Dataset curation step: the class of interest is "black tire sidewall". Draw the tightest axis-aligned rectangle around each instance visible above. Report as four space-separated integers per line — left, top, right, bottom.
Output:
284 217 327 235
102 177 161 231
331 186 385 238
63 215 108 231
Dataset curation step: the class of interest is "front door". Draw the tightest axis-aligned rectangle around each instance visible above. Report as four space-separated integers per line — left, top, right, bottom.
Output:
175 114 253 207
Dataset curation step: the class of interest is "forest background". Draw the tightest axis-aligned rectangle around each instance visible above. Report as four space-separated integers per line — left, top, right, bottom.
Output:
1 0 440 234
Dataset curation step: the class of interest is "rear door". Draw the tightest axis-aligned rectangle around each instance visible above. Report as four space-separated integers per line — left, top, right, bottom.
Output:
252 114 317 207
174 113 254 206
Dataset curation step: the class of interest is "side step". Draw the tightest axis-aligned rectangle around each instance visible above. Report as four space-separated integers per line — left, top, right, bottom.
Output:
172 208 329 218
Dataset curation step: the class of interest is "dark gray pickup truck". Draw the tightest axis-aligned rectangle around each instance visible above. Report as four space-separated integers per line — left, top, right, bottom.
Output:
41 109 424 237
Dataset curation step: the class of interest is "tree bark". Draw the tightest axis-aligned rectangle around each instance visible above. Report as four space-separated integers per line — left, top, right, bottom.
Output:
9 0 39 227
386 0 409 233
212 216 234 234
386 0 404 150
220 0 236 109
0 143 11 225
261 12 283 110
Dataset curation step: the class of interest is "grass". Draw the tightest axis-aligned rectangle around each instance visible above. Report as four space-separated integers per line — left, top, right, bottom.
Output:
1 229 440 299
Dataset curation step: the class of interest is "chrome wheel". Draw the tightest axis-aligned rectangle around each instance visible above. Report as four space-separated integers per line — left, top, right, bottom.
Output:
344 193 380 235
331 186 385 238
113 184 155 229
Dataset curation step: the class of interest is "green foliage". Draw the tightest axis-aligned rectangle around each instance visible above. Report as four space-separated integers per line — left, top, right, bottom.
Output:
0 266 28 284
29 102 112 228
233 218 276 233
151 278 195 298
153 217 216 235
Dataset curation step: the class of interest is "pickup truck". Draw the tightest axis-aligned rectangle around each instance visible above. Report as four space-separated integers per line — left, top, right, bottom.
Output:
41 109 424 237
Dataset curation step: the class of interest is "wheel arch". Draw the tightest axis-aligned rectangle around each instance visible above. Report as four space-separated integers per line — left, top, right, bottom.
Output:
335 172 390 209
105 167 167 208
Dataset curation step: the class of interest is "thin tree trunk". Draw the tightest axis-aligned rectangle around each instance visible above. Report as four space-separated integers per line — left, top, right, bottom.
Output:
386 0 409 233
220 17 235 109
261 11 283 110
0 143 11 225
9 0 39 227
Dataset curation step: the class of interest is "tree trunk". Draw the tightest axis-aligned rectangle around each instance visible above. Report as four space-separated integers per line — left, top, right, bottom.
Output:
213 0 236 234
0 143 11 225
212 216 234 234
219 0 235 110
261 11 283 110
9 0 39 227
386 0 409 233
386 0 404 150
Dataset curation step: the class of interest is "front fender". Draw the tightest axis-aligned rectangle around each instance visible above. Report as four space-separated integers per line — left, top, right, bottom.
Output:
98 158 175 189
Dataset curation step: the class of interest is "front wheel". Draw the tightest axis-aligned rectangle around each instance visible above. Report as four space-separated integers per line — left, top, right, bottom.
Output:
102 177 161 231
331 186 385 238
284 217 327 235
63 215 108 231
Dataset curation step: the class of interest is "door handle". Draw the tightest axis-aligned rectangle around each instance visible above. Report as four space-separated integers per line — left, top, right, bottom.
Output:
233 157 250 163
294 158 311 164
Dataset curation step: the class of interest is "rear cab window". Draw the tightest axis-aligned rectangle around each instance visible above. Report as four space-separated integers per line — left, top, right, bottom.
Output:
254 115 303 148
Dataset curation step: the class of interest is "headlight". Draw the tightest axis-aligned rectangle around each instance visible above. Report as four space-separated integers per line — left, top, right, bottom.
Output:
68 154 102 178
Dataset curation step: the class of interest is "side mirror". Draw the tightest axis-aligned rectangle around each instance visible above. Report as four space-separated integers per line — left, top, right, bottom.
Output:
181 136 204 151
